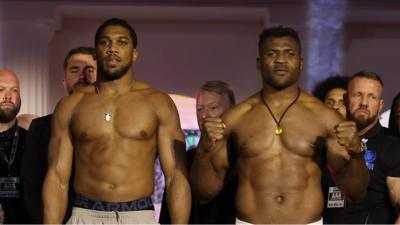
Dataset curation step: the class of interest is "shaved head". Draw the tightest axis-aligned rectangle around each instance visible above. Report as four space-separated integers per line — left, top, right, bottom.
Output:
0 69 19 84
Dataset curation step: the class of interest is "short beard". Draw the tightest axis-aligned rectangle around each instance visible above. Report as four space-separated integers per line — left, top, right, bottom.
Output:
262 72 296 91
351 114 377 131
0 103 21 123
99 61 132 81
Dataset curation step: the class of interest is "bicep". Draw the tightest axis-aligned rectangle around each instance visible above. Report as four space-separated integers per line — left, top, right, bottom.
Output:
47 100 74 184
157 99 186 180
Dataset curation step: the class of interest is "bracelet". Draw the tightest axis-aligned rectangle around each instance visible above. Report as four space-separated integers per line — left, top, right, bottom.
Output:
349 139 368 158
349 150 365 158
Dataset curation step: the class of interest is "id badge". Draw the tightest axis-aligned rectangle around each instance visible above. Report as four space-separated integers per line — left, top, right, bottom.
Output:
0 177 20 198
327 186 345 208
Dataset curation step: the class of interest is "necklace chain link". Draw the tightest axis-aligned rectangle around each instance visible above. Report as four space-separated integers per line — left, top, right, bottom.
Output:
95 84 112 122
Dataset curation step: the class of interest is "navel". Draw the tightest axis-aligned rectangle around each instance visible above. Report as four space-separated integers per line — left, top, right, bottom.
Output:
275 195 285 204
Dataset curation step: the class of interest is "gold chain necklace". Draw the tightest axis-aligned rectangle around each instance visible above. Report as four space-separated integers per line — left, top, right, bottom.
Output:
94 81 135 122
260 87 301 136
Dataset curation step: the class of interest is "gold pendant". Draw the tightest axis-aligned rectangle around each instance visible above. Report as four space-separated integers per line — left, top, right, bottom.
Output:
105 112 112 122
275 127 283 136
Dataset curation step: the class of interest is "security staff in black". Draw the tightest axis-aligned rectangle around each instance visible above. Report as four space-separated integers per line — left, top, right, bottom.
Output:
322 70 400 223
322 122 400 223
0 122 30 223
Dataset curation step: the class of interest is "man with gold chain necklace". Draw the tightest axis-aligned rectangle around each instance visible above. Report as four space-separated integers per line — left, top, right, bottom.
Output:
43 18 191 224
191 26 370 224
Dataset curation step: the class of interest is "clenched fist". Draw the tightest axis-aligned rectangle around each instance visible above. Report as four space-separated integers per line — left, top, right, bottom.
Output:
334 121 361 155
202 117 226 150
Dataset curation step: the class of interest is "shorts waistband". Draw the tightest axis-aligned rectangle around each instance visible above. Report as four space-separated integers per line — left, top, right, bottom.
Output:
235 217 322 225
74 194 154 212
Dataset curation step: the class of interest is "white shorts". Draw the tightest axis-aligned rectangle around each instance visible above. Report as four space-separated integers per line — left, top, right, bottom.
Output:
235 217 323 225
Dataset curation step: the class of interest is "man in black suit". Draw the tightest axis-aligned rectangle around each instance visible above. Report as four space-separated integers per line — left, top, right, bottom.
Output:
20 47 96 223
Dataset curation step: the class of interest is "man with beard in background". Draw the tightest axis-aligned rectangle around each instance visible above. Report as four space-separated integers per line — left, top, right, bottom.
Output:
322 71 400 224
21 46 96 223
0 69 30 223
43 18 190 224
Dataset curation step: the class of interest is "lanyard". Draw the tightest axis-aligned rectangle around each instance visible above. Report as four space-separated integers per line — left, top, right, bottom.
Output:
0 127 19 176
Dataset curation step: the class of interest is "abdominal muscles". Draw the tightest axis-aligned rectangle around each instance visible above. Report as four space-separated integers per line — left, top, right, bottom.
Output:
235 150 324 224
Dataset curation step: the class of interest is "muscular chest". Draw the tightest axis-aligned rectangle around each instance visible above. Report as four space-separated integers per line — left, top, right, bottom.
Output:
70 94 158 141
233 106 327 159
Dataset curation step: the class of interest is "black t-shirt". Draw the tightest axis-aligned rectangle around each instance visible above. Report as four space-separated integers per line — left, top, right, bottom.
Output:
322 122 400 224
0 124 31 224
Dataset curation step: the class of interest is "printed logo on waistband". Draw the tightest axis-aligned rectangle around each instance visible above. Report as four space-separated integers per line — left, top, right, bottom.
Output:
74 196 154 211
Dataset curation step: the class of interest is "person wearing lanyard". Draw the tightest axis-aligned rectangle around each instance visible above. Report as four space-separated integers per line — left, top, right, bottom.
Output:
0 69 30 223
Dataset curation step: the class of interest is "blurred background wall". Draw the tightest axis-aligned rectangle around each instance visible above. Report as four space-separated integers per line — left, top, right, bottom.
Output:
1 0 399 118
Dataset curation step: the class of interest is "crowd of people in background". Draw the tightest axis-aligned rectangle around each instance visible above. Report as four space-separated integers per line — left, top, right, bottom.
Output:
0 18 400 224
